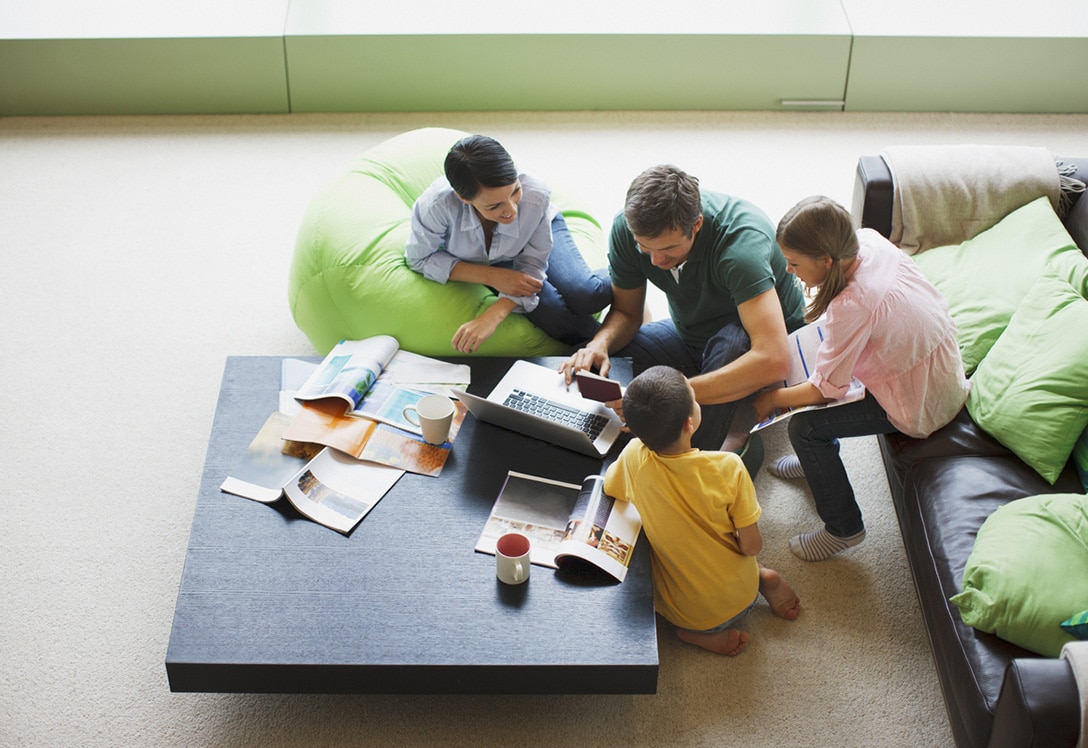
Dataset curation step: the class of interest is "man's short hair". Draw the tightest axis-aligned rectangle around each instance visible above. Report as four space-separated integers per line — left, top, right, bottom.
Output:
623 165 702 238
622 366 693 452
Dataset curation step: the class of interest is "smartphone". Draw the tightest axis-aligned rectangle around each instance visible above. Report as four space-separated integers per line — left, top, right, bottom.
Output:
574 369 623 403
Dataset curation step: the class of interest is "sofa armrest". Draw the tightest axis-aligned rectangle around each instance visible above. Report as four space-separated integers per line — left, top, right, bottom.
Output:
987 657 1080 748
851 155 894 238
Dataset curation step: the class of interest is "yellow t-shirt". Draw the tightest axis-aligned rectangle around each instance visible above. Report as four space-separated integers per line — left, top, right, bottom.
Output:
604 440 762 630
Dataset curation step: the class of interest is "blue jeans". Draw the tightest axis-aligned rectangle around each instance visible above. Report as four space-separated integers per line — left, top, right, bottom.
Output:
683 596 758 634
787 392 897 537
617 319 753 451
524 215 612 346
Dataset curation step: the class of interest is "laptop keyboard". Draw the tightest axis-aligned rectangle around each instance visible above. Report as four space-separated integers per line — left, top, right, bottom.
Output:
503 389 610 440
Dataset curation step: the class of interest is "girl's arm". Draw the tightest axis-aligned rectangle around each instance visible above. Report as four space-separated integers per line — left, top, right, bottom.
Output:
753 381 829 421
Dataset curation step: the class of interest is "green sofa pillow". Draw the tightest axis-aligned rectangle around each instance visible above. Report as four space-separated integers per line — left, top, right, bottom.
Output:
951 493 1088 657
965 260 1088 483
1062 609 1088 639
288 127 607 356
912 196 1080 374
1075 426 1088 492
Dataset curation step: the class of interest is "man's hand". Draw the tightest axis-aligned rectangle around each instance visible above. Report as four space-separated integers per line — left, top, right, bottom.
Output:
604 396 627 430
559 340 612 385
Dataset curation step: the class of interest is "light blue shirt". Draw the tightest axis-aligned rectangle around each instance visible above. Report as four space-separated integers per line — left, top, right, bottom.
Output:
405 173 557 312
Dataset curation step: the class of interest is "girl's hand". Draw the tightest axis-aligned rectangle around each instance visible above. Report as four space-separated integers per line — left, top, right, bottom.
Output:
753 390 779 422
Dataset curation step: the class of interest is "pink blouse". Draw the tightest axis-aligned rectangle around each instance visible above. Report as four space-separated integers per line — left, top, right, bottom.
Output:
811 229 970 438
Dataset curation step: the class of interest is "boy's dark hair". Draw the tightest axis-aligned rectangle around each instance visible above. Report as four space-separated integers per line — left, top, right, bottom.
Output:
623 165 702 239
622 366 693 452
444 135 518 201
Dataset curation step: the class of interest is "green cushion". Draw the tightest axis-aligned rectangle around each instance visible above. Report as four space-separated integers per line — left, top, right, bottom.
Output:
288 127 606 356
912 197 1080 375
966 260 1088 484
1075 427 1088 492
1062 609 1088 639
950 493 1088 657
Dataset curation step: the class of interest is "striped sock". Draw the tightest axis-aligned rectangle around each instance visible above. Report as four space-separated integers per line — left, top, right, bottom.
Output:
789 528 866 562
769 455 805 479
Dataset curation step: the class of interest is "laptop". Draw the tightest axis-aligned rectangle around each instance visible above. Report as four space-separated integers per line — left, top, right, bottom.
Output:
455 360 624 458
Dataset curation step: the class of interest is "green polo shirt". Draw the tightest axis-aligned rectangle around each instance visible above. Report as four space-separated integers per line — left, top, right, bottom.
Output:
609 190 805 347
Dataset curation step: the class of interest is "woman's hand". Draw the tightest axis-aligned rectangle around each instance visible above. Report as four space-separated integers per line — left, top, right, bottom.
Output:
451 300 516 353
486 267 544 297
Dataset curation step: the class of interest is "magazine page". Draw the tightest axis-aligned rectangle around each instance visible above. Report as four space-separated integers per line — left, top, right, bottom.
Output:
381 349 471 387
554 475 642 582
475 471 583 569
282 398 468 477
281 447 405 535
750 321 866 433
294 336 400 412
220 411 323 503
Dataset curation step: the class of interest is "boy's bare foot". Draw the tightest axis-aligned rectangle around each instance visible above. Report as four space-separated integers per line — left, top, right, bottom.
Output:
676 626 751 656
759 566 801 620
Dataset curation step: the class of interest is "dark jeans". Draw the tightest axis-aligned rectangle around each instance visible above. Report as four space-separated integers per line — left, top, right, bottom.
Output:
617 319 753 452
787 392 897 537
524 215 612 346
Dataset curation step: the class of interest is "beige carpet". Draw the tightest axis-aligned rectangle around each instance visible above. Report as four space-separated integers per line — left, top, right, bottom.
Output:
3 110 1087 747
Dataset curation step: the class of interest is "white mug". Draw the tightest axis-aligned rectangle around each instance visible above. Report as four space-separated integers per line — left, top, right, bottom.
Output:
495 532 531 585
402 394 455 445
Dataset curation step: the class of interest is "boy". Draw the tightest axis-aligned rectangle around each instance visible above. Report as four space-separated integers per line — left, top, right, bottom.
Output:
604 366 800 656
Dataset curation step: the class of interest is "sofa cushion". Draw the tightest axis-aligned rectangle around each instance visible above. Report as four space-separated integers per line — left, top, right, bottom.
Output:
965 261 1088 484
288 127 606 356
1062 610 1088 639
950 493 1088 657
1075 427 1088 492
912 196 1080 374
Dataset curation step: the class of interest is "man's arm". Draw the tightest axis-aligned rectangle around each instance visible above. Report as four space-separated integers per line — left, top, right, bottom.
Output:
689 288 791 405
559 283 645 383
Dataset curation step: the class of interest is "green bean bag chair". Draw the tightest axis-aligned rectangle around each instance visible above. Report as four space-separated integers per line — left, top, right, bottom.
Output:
288 127 606 356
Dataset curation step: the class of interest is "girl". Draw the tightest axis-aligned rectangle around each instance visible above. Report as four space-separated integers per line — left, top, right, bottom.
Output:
754 196 969 561
406 134 611 353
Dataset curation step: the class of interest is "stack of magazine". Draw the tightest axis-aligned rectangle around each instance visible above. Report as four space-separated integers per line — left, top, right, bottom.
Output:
220 336 470 534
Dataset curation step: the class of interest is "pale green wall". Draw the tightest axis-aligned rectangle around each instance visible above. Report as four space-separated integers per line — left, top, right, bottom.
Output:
2 0 1087 116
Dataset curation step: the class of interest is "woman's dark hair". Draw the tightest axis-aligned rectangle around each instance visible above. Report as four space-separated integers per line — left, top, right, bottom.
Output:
623 165 702 239
622 366 693 452
776 195 859 323
444 135 518 200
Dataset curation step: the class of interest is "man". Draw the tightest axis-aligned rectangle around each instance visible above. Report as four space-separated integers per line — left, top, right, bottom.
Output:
560 165 806 459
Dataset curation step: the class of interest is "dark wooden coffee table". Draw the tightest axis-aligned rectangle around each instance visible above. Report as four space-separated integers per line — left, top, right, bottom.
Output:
165 355 658 694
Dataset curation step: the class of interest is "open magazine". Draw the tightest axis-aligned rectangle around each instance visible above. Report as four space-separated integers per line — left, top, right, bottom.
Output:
475 471 642 582
292 336 471 433
220 411 405 535
750 321 866 433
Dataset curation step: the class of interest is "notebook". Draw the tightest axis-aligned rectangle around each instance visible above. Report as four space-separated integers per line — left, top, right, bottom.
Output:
455 360 624 458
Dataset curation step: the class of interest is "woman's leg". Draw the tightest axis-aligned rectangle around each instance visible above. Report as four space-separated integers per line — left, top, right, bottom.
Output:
787 393 897 538
525 215 611 345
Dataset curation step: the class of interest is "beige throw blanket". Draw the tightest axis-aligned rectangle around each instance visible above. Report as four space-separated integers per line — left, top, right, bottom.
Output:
1062 641 1088 748
881 144 1060 255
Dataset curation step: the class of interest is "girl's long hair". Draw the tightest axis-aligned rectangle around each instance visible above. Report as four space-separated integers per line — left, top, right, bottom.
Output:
776 196 859 323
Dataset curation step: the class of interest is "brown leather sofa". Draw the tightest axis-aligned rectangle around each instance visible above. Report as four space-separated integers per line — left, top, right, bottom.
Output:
853 154 1087 748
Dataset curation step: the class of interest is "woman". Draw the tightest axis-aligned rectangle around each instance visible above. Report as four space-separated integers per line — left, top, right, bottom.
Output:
405 134 611 352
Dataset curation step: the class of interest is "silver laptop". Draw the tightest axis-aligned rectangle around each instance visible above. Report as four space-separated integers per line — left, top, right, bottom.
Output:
455 360 624 458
